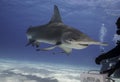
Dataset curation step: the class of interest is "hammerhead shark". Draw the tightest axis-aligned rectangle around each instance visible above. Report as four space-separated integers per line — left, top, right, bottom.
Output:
26 5 107 54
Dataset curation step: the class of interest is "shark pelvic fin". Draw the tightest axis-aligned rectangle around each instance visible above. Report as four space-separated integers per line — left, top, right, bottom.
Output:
49 5 62 24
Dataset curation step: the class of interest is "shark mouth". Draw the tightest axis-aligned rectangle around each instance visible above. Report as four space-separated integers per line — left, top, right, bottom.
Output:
79 44 88 46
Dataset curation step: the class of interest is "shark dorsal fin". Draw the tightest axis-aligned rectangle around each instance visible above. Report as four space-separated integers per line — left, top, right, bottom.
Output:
49 5 62 24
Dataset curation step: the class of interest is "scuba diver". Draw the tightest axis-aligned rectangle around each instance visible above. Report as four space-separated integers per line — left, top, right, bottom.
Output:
95 17 120 77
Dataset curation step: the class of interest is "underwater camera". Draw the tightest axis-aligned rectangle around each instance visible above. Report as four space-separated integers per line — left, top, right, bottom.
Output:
80 70 115 82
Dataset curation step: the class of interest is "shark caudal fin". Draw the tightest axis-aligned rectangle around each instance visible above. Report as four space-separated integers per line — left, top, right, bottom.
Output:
49 5 62 24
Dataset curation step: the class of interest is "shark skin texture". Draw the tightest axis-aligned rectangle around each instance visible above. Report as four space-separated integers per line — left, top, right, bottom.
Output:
26 5 107 55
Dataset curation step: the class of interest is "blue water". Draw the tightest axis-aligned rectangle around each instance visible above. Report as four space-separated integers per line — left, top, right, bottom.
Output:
0 0 120 67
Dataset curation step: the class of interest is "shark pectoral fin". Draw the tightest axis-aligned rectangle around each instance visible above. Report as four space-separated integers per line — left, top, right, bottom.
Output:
36 45 57 51
59 46 72 55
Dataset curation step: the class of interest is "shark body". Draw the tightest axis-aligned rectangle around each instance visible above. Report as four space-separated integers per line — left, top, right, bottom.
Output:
26 5 107 54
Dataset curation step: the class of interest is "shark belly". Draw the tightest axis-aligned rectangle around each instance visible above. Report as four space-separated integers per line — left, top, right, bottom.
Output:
61 43 88 49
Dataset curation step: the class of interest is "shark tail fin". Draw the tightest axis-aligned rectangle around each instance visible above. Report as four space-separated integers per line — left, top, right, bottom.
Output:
49 5 62 24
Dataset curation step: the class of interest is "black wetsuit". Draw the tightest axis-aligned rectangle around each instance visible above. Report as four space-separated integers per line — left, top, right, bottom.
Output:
96 44 120 76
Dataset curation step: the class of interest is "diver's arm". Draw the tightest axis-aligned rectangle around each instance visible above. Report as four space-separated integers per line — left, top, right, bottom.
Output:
102 45 120 59
95 44 120 64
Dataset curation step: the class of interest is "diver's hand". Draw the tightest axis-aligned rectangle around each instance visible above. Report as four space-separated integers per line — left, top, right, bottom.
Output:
95 57 102 65
95 54 105 65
